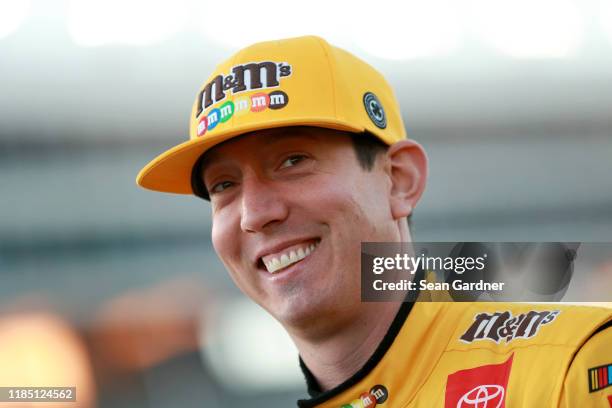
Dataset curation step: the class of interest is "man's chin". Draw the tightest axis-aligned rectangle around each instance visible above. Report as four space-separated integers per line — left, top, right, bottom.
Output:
268 297 328 332
269 295 358 339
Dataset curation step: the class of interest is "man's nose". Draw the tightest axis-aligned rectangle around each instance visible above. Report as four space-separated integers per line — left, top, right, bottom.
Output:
240 176 289 233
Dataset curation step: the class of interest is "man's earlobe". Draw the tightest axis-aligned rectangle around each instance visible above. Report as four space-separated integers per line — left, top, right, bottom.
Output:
386 140 428 220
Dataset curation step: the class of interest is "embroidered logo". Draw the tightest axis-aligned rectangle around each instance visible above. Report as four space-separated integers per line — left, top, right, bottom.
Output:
589 363 612 393
340 384 388 407
363 92 386 129
194 62 291 137
196 61 292 117
445 354 513 408
460 310 560 344
457 385 505 408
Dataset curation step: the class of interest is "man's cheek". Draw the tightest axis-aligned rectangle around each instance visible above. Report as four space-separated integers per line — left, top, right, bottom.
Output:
211 224 234 265
210 225 222 255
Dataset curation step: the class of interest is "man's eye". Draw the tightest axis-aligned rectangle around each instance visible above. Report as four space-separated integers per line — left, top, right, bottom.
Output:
210 181 234 194
279 155 307 169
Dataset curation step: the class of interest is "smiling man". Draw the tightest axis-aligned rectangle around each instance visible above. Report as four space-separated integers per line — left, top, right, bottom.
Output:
137 36 612 407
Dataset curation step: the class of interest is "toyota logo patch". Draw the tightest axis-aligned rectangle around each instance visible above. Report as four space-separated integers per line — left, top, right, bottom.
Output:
458 385 505 408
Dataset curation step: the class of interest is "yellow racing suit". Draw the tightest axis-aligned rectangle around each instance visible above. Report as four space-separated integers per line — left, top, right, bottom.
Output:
297 301 612 408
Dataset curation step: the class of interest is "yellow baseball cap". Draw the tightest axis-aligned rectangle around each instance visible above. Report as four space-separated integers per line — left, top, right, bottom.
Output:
136 35 407 194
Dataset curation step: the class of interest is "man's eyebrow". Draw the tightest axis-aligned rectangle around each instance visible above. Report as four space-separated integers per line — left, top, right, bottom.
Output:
199 151 227 181
200 130 320 175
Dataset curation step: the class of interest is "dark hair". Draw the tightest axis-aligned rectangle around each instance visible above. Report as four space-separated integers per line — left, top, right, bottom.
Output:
191 153 211 200
352 130 388 171
191 130 412 229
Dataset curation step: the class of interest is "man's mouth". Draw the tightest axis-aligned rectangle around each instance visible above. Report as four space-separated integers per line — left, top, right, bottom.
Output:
260 239 320 273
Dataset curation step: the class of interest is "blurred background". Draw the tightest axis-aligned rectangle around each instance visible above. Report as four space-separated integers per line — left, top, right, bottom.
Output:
1 0 611 406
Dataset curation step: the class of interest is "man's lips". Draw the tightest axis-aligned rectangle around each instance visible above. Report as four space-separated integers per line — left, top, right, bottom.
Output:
255 238 321 273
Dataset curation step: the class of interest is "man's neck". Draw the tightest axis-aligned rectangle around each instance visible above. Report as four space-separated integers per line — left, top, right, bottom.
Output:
291 301 403 392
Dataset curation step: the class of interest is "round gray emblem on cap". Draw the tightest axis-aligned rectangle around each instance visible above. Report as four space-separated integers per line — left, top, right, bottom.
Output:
363 92 387 129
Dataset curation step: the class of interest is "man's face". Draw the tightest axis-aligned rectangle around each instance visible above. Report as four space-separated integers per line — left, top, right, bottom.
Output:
201 127 403 328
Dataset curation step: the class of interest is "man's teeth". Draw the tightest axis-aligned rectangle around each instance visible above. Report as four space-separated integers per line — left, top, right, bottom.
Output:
264 242 318 273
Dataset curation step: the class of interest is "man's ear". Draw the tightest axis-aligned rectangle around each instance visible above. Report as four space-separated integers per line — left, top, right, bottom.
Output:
385 140 428 220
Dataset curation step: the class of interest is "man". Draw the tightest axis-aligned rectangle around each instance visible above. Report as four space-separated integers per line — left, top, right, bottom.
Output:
137 36 612 407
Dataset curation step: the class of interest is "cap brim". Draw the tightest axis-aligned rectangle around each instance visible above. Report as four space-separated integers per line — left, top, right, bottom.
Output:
136 118 363 194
